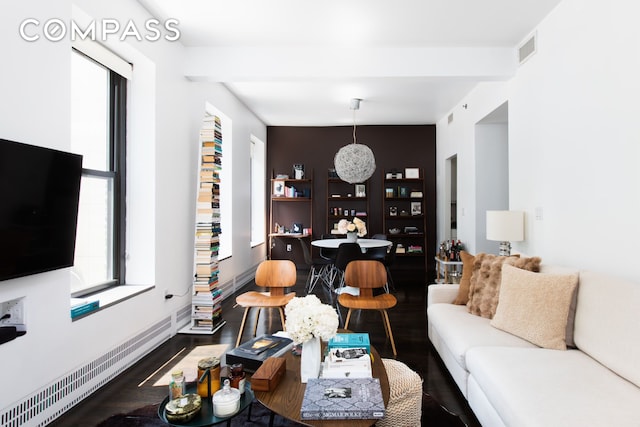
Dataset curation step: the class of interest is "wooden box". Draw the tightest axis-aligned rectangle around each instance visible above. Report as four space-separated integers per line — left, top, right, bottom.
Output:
250 356 286 392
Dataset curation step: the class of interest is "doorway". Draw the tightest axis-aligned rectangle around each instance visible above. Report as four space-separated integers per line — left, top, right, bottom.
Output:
475 102 509 253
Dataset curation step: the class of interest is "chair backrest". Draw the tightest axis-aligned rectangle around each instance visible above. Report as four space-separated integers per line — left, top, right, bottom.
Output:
298 238 312 265
372 234 387 240
385 241 398 265
320 234 338 260
255 260 297 296
334 242 363 272
344 260 388 291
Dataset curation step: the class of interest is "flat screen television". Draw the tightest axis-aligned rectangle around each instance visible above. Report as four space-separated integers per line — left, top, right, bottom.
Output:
0 138 83 281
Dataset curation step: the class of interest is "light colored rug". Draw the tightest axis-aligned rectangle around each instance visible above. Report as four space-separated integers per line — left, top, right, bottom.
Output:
152 344 228 386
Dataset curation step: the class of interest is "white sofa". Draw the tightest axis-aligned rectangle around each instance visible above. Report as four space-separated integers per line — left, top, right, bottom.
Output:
427 266 640 427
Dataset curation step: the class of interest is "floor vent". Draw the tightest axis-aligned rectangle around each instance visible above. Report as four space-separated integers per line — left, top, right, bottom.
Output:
519 32 537 65
1 316 171 427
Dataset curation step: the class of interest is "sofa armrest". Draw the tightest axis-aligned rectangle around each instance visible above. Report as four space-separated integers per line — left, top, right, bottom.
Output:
427 284 460 307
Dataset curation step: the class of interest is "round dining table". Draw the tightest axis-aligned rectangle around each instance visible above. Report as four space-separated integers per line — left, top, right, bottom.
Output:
311 238 392 250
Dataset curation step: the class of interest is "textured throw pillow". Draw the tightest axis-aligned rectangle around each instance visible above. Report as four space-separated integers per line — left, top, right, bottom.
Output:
466 253 540 319
453 251 475 305
491 264 579 350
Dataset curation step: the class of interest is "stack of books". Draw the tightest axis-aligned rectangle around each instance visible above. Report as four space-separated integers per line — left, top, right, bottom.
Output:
225 334 293 372
321 333 372 379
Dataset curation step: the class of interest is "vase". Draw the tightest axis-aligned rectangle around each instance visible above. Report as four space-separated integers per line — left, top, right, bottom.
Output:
346 232 358 242
300 336 321 383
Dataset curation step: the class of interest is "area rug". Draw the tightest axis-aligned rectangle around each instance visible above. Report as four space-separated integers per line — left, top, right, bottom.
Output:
97 393 466 426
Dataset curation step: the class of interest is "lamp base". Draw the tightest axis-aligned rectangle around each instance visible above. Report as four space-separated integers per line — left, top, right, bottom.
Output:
498 241 511 256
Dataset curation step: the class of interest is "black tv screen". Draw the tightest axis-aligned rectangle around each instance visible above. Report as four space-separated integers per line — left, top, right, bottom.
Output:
0 138 83 281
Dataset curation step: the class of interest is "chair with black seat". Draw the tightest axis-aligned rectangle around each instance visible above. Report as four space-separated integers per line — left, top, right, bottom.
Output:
332 242 364 295
382 241 398 292
298 237 333 297
338 259 398 357
234 259 297 347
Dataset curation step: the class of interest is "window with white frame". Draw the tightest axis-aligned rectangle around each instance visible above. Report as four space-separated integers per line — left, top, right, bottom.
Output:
250 135 266 247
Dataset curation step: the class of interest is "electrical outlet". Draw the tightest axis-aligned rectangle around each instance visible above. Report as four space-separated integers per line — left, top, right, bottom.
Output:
286 244 292 252
1 297 25 325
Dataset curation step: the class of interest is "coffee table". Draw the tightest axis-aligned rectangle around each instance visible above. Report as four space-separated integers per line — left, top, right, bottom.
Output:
252 344 390 426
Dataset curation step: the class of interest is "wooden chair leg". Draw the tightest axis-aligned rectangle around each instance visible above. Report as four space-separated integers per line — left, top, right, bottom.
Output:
378 310 390 338
344 309 354 330
252 308 263 338
236 307 251 347
278 306 287 331
382 310 397 357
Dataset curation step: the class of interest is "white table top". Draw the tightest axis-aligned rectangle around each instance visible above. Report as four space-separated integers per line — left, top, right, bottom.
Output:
311 238 392 249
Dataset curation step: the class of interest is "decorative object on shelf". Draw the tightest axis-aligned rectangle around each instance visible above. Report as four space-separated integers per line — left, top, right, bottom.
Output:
355 184 366 197
389 227 401 235
293 164 305 179
292 223 303 234
486 210 524 256
334 98 376 184
389 206 398 216
337 217 367 237
385 187 395 198
285 295 339 383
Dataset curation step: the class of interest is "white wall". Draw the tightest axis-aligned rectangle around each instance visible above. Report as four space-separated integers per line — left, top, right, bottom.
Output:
0 0 266 415
436 0 640 281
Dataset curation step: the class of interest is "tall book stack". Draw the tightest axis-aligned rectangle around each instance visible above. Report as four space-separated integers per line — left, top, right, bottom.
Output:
182 114 225 334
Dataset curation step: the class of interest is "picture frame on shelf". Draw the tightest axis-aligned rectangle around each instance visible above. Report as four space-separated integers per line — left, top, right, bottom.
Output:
389 206 398 216
293 164 305 179
411 201 422 215
398 186 410 198
355 184 366 198
292 223 303 234
273 180 285 197
405 168 420 179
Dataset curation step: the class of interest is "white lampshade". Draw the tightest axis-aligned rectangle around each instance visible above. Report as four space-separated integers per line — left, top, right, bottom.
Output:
486 210 524 256
486 210 524 242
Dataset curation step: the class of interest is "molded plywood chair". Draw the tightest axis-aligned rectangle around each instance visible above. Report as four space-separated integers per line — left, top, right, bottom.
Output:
234 260 296 347
338 260 398 357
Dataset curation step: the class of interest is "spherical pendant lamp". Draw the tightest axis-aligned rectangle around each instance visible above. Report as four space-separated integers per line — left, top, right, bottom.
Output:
334 99 376 184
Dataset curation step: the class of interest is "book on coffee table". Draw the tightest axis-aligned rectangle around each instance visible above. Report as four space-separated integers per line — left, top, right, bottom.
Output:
225 334 293 372
300 377 385 420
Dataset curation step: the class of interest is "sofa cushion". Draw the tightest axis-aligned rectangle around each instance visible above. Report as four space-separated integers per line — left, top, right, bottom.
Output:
427 304 536 371
574 270 640 388
466 254 541 319
466 346 640 427
452 251 475 305
490 264 578 350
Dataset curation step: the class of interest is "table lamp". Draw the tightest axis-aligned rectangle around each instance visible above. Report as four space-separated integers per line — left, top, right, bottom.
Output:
486 210 524 256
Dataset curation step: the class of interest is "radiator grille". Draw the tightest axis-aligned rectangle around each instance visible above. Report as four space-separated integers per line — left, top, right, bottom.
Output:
1 316 171 427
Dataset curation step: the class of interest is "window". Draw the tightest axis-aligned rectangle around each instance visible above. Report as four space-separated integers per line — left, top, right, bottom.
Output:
70 48 128 295
250 135 266 246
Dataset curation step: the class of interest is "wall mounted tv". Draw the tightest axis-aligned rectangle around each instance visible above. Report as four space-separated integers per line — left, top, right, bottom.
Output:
0 138 83 281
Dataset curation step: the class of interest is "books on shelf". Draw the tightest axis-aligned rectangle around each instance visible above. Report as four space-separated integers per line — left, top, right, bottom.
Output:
300 377 385 420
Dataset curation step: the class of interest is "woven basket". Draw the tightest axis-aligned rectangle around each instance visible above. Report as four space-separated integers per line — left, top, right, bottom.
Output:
376 359 423 427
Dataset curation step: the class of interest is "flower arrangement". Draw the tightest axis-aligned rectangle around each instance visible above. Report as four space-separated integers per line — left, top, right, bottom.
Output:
337 217 367 237
284 295 339 344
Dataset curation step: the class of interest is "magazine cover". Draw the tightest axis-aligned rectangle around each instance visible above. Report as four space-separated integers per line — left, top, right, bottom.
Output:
300 377 385 420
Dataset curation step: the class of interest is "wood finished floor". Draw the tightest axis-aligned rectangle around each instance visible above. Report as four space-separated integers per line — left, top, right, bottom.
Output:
49 270 481 427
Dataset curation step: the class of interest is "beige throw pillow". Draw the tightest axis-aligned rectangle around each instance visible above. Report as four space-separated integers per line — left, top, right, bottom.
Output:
491 264 579 350
466 253 540 319
453 251 475 305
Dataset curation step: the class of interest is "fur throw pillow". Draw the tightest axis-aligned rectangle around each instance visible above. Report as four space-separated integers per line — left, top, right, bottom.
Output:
466 253 541 318
453 251 475 305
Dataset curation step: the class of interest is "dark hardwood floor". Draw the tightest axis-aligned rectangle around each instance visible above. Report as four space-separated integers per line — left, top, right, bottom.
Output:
49 269 481 427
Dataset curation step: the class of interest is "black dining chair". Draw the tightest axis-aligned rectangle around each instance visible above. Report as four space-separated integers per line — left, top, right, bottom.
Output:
365 234 394 292
332 242 364 295
298 237 334 298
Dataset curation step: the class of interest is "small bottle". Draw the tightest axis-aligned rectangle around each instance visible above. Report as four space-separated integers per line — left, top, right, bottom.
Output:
229 363 246 394
169 369 185 400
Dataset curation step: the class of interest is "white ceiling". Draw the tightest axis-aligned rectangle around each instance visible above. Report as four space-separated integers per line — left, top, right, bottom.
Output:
137 0 562 126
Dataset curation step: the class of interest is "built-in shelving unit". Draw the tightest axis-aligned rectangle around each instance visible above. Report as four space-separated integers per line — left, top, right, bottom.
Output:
326 176 369 235
382 168 427 272
180 114 226 335
268 172 313 259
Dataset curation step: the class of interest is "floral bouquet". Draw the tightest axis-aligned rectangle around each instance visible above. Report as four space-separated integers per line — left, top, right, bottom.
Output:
337 217 367 237
284 295 339 344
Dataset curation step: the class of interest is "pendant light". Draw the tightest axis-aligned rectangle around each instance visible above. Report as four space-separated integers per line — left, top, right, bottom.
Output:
333 98 376 184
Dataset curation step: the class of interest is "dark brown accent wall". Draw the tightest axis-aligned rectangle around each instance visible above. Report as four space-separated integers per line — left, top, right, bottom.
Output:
266 125 436 283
